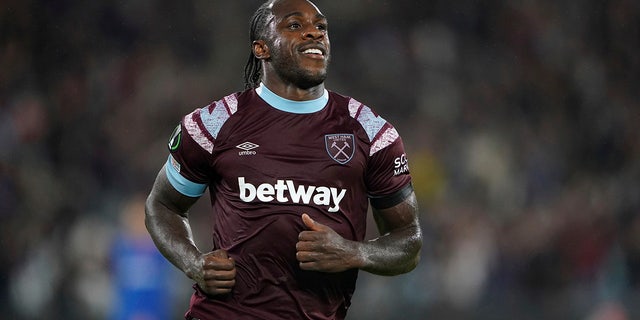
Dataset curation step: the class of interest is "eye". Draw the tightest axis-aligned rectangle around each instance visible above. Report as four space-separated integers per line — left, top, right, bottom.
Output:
288 22 302 30
317 23 328 31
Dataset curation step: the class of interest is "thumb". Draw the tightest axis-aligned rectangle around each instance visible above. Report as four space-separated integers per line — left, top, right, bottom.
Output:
211 249 229 259
202 249 231 269
302 213 327 231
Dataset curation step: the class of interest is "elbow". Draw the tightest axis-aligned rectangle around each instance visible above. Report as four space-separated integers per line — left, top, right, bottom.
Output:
144 193 158 231
400 226 423 274
404 236 423 273
385 246 421 276
381 229 423 276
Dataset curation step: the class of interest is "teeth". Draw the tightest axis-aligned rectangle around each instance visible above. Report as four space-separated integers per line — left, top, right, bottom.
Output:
303 48 323 55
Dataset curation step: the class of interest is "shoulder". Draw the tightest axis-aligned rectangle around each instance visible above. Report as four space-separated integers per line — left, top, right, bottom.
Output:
328 91 385 127
329 91 400 156
181 89 255 153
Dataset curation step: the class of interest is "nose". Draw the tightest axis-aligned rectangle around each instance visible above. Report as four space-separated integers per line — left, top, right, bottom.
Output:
303 27 325 40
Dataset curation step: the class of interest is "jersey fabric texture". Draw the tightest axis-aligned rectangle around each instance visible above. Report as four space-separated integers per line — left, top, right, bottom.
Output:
166 84 412 320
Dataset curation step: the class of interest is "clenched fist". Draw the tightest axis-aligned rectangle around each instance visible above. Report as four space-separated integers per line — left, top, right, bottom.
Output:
296 213 363 273
194 249 236 296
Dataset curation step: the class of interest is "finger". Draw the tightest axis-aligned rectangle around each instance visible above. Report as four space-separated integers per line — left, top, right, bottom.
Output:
197 280 234 295
296 238 324 252
299 261 319 271
302 213 328 231
204 278 236 289
203 268 236 281
297 230 322 242
203 284 234 295
296 250 321 262
209 288 232 295
296 240 310 251
203 259 235 270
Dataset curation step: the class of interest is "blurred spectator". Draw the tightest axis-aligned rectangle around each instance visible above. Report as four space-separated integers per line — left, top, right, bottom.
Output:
109 194 175 320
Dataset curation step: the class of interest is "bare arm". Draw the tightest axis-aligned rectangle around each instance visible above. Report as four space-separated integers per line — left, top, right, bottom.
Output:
145 165 236 295
296 191 422 276
362 191 422 275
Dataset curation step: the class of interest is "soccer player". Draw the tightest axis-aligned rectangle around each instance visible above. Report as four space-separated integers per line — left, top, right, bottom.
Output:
144 0 423 319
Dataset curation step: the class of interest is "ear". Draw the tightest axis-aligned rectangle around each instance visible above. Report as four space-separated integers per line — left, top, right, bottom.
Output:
252 40 270 60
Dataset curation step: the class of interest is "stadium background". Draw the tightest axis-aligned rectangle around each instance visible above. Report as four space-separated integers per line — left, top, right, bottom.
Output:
1 0 639 319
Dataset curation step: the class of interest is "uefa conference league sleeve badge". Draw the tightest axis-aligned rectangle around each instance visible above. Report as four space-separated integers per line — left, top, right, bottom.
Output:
168 124 181 152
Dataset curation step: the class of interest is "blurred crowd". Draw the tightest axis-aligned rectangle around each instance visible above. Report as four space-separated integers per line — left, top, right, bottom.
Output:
1 0 639 319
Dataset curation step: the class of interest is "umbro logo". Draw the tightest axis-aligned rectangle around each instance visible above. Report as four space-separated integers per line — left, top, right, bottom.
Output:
237 141 259 150
236 141 259 156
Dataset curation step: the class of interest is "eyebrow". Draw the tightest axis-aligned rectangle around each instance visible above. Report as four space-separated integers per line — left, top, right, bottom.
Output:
281 11 327 21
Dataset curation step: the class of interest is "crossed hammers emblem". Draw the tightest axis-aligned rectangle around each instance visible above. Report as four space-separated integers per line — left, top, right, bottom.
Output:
331 141 351 159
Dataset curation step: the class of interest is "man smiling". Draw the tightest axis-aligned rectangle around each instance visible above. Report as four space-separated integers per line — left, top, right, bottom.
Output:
145 0 422 319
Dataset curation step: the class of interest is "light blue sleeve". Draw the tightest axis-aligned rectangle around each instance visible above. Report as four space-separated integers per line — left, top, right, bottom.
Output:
165 156 207 197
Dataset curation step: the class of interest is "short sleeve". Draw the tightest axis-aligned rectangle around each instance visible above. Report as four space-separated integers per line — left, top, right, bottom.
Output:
164 114 213 197
365 128 412 198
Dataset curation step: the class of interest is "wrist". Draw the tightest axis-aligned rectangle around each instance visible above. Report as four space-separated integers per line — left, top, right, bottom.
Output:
183 251 204 281
352 241 370 270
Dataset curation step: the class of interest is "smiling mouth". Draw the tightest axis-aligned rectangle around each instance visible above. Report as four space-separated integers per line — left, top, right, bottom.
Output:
302 48 323 55
300 46 327 60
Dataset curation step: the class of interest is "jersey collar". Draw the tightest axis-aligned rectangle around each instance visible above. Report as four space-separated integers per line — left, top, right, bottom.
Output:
256 83 328 114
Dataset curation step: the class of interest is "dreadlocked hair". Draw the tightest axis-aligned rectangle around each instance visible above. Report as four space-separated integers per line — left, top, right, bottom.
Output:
244 1 275 89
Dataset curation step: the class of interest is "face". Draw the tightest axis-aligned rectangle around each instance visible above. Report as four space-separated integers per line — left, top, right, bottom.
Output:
259 0 331 89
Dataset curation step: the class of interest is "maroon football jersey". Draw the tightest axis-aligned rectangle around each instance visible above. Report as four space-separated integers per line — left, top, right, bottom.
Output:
166 84 411 319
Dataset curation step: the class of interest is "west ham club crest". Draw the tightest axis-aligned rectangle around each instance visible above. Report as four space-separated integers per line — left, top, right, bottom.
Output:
325 134 355 164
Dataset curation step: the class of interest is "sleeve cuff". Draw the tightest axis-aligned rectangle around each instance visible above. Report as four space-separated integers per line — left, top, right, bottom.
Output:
165 156 207 197
369 182 414 209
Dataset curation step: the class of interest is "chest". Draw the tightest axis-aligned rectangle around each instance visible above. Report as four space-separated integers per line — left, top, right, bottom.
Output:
211 109 368 189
